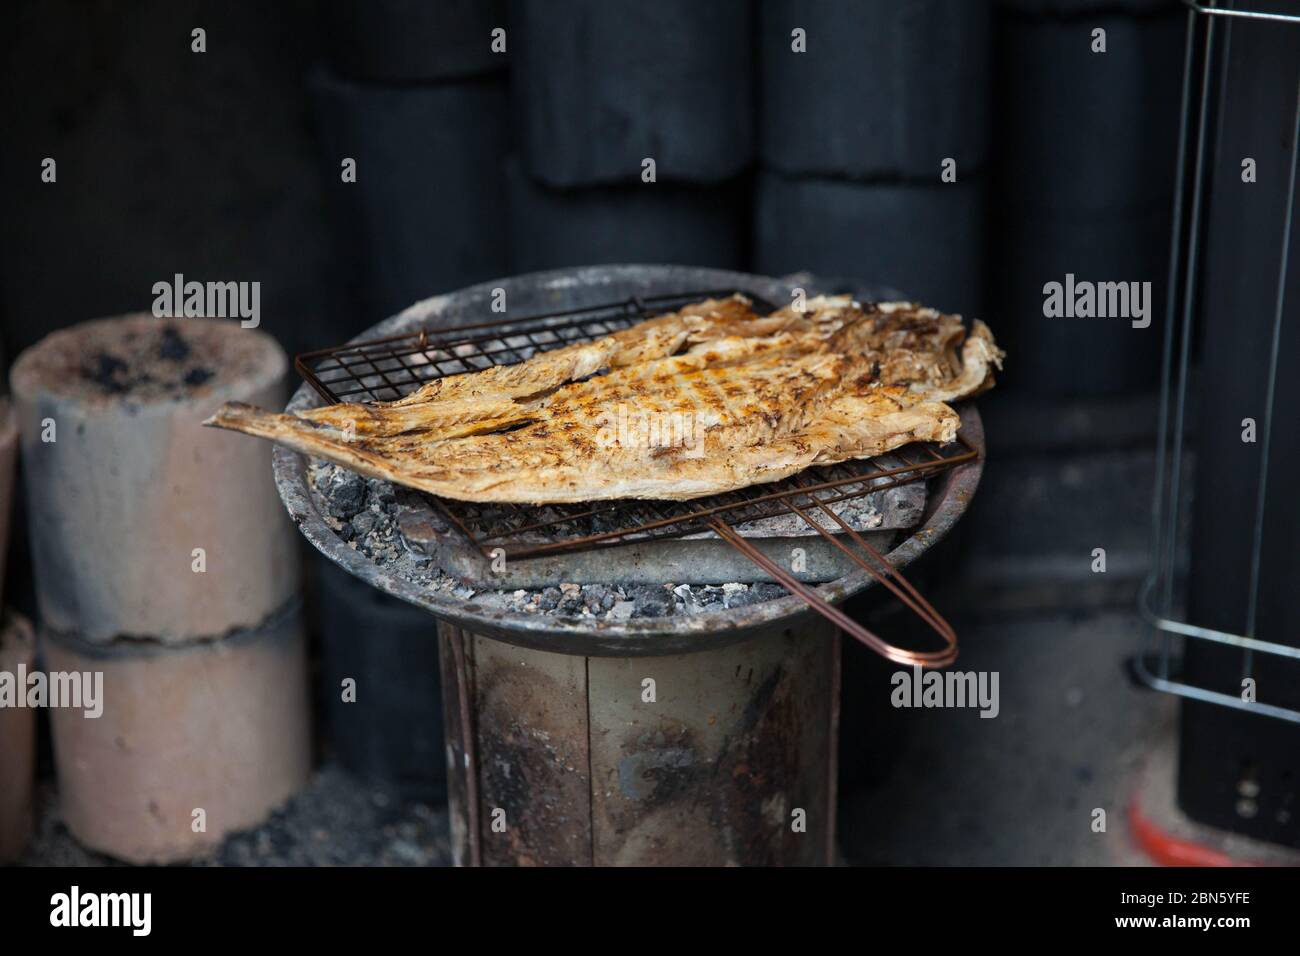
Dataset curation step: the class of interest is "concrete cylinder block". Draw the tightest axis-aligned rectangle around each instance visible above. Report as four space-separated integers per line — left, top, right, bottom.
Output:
41 603 311 864
10 315 300 644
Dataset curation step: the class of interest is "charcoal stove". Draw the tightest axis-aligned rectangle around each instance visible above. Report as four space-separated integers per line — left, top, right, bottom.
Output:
273 265 986 865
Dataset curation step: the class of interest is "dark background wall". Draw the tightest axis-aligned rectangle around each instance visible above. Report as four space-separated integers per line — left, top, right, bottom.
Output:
0 1 339 364
0 0 1185 390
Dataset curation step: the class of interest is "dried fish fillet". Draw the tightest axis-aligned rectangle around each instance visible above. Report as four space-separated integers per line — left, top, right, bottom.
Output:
206 295 1003 503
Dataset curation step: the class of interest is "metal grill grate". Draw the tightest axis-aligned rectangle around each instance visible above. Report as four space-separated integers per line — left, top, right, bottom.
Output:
295 289 978 667
432 437 974 562
296 291 770 404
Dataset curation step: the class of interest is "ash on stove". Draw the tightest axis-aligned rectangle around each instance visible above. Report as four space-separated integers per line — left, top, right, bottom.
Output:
309 461 787 620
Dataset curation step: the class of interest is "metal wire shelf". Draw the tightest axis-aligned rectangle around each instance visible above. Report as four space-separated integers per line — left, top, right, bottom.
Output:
1139 0 1300 722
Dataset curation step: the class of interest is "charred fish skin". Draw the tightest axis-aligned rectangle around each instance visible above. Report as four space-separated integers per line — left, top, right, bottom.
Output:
204 297 1004 504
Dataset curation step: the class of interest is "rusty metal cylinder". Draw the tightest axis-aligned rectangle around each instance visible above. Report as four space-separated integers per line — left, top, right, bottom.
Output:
9 315 299 644
438 618 839 866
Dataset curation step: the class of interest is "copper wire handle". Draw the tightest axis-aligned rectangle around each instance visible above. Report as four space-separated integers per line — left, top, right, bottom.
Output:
706 491 958 669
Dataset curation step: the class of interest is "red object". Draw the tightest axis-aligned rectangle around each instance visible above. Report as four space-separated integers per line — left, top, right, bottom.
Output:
1127 801 1258 867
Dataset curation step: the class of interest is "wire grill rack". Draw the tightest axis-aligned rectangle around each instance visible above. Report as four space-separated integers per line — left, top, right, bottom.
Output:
432 438 973 562
296 289 977 667
297 290 768 404
1140 0 1300 722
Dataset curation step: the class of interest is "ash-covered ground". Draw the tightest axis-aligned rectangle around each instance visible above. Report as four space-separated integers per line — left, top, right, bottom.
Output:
310 460 789 619
21 766 452 867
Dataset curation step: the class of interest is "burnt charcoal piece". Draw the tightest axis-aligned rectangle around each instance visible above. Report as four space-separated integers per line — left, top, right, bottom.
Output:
350 511 379 539
84 352 129 393
315 557 446 802
182 367 213 387
537 587 562 611
310 69 510 319
324 0 508 83
507 159 747 272
996 201 1170 396
759 0 991 178
157 325 191 361
322 470 368 521
511 0 753 187
995 11 1183 215
753 171 985 316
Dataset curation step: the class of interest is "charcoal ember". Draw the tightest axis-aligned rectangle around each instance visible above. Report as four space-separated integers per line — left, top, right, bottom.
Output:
672 584 704 615
350 511 379 539
721 582 749 609
366 479 397 509
507 158 747 273
324 0 507 83
724 583 787 608
581 584 616 613
626 584 675 619
631 598 674 619
322 470 368 520
580 584 604 607
558 593 586 615
508 589 532 610
697 585 726 608
996 12 1182 216
754 171 986 315
759 0 991 178
84 352 129 393
309 69 510 320
157 325 191 361
512 0 753 187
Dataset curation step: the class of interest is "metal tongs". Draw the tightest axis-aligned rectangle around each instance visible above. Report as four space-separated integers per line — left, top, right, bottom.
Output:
707 486 958 669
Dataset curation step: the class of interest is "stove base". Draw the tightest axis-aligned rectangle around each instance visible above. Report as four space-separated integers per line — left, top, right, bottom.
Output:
437 617 839 866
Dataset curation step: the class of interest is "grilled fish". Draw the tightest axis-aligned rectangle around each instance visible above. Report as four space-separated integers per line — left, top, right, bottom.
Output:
205 295 1003 503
